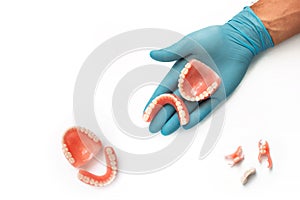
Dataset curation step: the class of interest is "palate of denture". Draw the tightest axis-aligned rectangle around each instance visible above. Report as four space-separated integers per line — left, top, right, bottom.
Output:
62 127 102 168
143 93 189 126
62 127 118 187
178 59 221 102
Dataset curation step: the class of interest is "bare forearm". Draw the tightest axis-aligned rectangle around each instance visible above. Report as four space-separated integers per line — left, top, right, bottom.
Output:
251 0 300 45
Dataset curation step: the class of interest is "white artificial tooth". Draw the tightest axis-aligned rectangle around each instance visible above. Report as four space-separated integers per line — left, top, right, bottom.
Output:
83 176 90 184
69 158 75 164
185 63 191 69
78 173 83 180
207 86 213 94
191 97 196 101
178 78 184 83
109 154 116 161
195 96 200 101
212 82 218 89
179 110 186 117
203 91 208 97
149 103 155 109
90 179 95 185
88 132 93 139
175 101 181 106
177 105 183 111
180 74 185 79
94 181 99 186
145 107 152 115
182 68 188 75
143 114 149 121
181 119 187 125
106 148 113 154
66 152 72 158
111 166 117 171
93 136 99 142
199 94 204 100
110 161 117 166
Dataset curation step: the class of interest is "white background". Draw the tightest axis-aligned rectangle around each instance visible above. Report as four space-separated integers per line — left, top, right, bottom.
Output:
1 0 300 199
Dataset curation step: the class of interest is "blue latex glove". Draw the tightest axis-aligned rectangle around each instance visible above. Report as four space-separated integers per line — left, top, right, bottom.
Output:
145 7 273 135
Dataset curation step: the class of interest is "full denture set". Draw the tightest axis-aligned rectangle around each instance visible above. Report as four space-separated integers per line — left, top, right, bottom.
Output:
62 59 274 188
225 140 273 185
63 59 220 187
143 59 221 126
62 127 118 187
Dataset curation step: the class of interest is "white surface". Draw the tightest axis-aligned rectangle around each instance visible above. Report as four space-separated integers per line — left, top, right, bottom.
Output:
0 0 300 199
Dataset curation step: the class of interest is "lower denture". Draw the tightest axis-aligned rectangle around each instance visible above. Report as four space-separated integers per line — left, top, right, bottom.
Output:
78 147 118 187
143 93 189 125
178 59 221 101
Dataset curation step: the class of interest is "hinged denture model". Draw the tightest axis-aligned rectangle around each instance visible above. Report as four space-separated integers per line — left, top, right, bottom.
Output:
178 59 221 102
258 139 273 169
62 127 118 187
143 59 221 126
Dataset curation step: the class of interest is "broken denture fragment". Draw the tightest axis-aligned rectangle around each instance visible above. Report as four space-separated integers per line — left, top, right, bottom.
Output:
225 146 244 167
258 139 273 169
241 167 256 185
143 93 189 126
62 127 118 187
178 59 221 101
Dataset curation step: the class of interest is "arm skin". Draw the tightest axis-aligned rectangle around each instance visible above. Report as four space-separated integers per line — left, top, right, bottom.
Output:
251 0 300 45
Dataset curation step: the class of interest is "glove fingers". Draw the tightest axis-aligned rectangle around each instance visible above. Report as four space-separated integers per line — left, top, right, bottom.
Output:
149 104 176 133
150 37 191 62
183 98 220 130
143 59 187 111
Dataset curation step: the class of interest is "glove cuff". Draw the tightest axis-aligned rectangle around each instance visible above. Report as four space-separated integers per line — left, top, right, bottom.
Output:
225 6 274 56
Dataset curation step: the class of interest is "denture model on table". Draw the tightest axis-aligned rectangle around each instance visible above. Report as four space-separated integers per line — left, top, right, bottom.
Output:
225 146 244 167
62 127 118 187
258 139 273 169
143 93 190 126
178 59 221 102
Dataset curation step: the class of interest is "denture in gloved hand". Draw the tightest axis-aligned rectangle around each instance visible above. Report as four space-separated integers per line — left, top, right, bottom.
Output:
62 127 118 187
258 139 272 169
178 59 221 101
143 93 190 126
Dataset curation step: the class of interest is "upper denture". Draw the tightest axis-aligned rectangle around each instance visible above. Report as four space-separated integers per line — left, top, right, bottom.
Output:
178 59 221 101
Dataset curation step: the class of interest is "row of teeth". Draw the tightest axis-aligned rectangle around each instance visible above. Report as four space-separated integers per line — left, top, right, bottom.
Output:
62 143 75 164
78 147 118 187
143 94 188 125
178 63 218 101
78 171 117 187
77 126 100 143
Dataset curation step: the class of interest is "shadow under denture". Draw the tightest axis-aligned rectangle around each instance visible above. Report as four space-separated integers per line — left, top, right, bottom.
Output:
143 93 190 126
62 127 118 187
178 59 221 101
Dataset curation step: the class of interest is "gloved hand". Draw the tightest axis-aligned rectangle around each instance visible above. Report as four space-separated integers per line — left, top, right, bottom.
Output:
145 7 273 135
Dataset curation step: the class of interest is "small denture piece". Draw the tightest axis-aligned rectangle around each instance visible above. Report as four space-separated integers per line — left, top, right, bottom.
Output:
78 146 118 187
241 168 256 185
178 59 221 101
143 93 189 126
258 139 273 169
225 146 244 167
62 127 102 168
